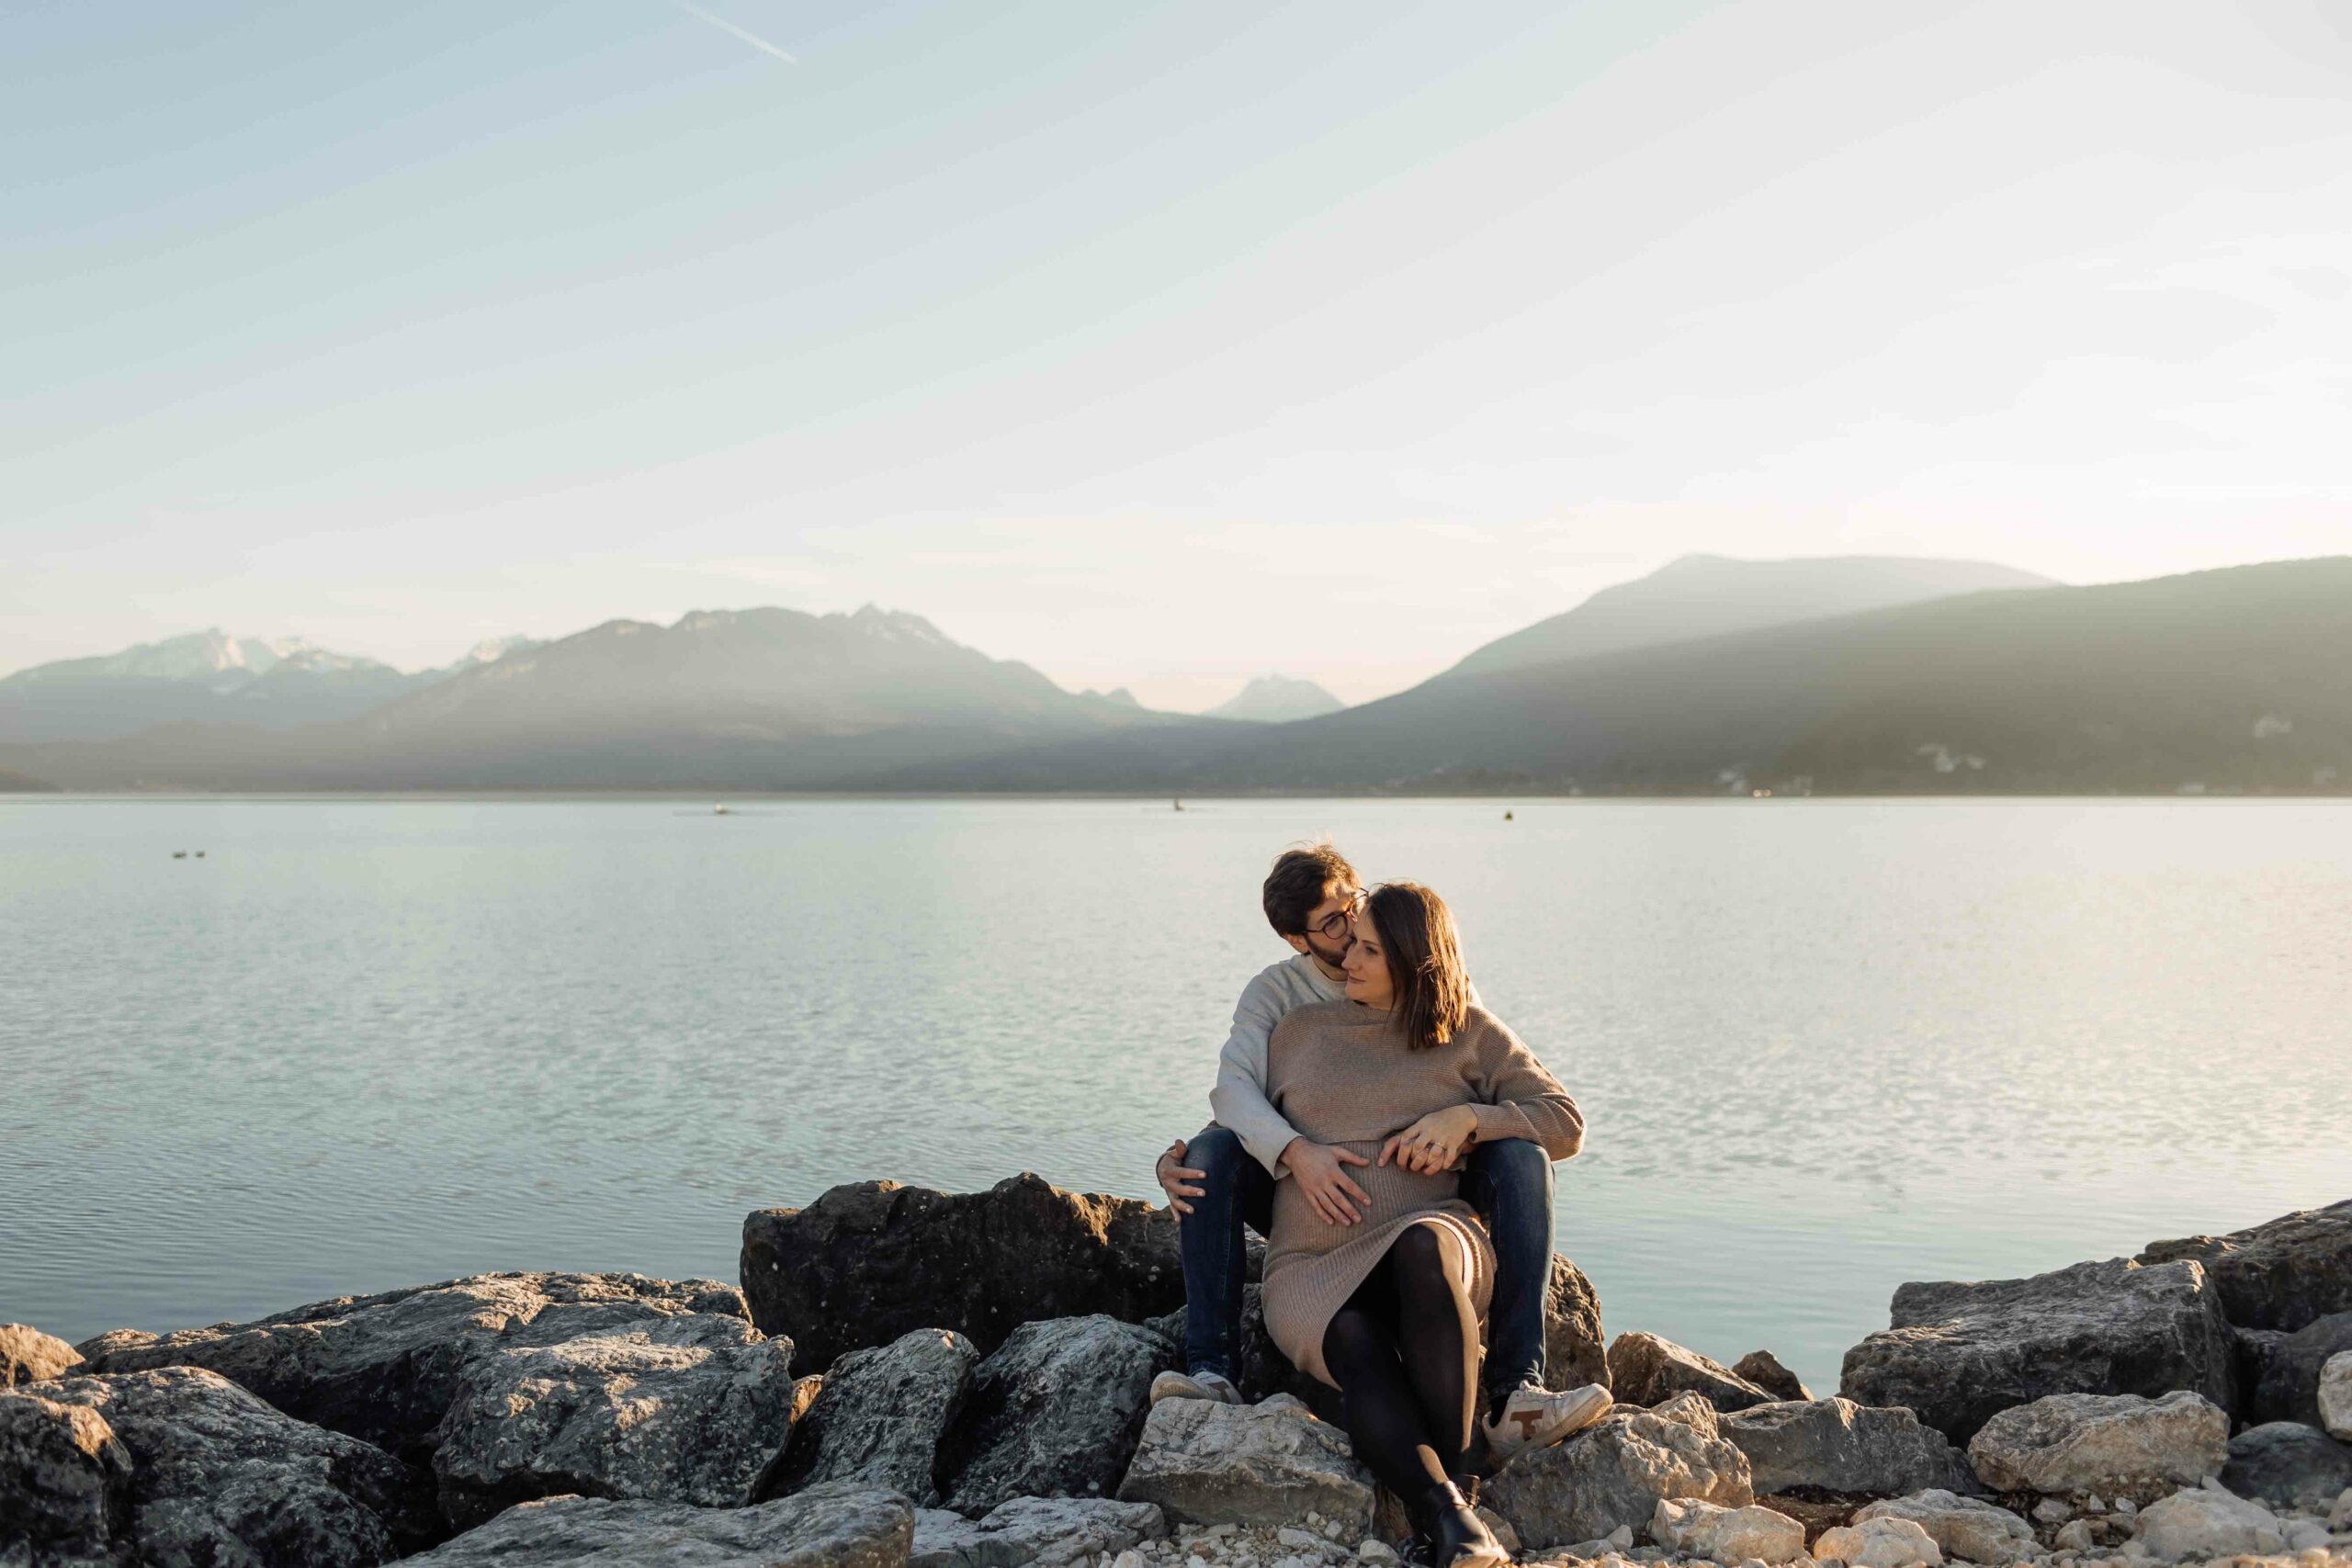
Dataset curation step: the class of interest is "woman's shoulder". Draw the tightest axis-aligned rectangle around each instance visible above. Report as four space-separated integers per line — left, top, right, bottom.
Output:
1453 1004 1522 1051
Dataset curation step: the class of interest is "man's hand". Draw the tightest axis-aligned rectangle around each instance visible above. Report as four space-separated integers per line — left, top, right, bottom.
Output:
1283 1138 1374 1226
1380 1106 1479 1175
1156 1140 1207 1216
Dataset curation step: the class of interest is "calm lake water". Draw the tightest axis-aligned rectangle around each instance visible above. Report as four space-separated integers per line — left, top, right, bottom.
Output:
4 796 2346 1394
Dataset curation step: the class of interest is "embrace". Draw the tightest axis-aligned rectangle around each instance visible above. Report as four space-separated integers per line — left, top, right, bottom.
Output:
1150 844 1609 1568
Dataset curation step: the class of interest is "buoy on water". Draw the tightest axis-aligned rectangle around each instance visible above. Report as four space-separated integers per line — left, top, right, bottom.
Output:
713 804 731 816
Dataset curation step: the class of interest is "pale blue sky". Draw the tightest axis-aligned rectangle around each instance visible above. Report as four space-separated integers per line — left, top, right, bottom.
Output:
6 0 2349 707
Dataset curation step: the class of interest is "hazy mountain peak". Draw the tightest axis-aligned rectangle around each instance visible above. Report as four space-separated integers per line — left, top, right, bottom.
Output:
458 635 539 667
1206 674 1345 723
1448 552 2058 678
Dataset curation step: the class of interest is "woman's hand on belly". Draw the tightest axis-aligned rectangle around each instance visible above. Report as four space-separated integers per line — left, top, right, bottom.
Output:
1379 1105 1479 1174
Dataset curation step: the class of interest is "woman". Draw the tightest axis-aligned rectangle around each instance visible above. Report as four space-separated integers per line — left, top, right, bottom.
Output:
1260 883 1585 1568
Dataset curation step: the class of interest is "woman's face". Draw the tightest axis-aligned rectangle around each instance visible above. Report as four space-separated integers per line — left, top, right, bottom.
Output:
1342 913 1395 1009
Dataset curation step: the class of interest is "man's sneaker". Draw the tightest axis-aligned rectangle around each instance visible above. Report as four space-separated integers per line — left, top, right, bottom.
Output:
1149 1369 1244 1407
1480 1382 1612 1464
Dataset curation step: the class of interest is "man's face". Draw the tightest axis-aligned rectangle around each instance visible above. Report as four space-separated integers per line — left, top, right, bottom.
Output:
1287 881 1363 968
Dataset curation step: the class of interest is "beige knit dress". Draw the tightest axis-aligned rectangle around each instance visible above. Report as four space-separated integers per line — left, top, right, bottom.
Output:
1261 1000 1585 1389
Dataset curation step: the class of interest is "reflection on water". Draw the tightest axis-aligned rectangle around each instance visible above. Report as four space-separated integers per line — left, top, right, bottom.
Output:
3 796 2346 1393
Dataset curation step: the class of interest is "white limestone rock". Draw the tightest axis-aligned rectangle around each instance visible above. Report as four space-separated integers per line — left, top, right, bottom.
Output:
2321 1350 2352 1439
1115 1393 1375 1532
1965 1391 2227 1498
1482 1393 1752 1551
1854 1489 2037 1563
2130 1482 2286 1562
1813 1515 1945 1568
1650 1498 1806 1563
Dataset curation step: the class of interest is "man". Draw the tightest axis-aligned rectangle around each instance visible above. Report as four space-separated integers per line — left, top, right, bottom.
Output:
1150 843 1611 1466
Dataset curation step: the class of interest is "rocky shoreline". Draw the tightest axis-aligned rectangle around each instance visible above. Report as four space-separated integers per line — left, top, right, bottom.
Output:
4 1180 2347 1568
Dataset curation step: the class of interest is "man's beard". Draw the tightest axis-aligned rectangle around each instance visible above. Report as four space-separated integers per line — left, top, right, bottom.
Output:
1303 931 1351 970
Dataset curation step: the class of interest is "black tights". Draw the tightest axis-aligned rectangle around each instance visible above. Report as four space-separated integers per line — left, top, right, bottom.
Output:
1317 1222 1481 1516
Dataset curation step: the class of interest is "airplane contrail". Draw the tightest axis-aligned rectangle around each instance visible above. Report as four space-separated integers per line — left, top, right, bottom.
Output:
668 0 798 64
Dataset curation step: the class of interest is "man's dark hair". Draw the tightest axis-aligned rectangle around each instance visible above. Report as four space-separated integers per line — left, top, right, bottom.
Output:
1363 881 1471 1052
1261 842 1360 938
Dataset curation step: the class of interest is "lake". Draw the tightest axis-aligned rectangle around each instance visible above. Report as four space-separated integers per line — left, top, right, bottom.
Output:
3 795 2346 1395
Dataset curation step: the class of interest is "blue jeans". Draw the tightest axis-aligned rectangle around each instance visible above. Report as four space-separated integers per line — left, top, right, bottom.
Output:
1178 1127 1556 1409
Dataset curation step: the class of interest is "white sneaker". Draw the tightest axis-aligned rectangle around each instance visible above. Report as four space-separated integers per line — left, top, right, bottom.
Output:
1149 1369 1245 1407
1481 1382 1612 1464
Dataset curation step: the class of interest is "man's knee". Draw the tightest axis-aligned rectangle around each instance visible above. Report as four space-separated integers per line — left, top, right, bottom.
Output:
1187 1125 1250 1187
1464 1137 1552 1212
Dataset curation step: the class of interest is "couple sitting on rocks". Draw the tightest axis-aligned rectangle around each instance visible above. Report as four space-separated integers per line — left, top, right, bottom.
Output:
1150 843 1612 1568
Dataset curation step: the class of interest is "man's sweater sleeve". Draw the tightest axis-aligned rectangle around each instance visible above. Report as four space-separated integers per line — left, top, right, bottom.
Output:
1206 974 1306 1179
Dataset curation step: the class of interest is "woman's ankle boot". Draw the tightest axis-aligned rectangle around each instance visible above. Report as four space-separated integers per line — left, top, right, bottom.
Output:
1418 1481 1506 1568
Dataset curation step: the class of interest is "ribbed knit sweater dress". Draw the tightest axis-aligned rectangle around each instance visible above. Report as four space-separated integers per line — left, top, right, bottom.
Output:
1260 1000 1584 1389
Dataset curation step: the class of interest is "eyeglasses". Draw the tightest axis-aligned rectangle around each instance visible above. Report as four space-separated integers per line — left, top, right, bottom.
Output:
1307 889 1368 942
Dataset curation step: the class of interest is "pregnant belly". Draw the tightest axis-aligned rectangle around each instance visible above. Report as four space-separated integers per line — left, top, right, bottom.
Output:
1269 1145 1468 1260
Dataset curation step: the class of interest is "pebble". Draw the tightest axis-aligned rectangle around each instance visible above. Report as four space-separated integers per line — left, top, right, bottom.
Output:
1357 1545 1396 1565
2335 1489 2352 1529
2036 1499 2076 1524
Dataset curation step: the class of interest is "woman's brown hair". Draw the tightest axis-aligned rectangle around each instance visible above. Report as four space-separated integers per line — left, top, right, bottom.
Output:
1362 881 1471 1051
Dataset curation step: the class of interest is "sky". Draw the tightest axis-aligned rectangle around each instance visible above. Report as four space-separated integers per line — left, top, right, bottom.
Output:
5 0 2349 710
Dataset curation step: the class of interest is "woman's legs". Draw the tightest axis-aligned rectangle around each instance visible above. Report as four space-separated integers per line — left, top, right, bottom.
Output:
1385 1222 1481 1480
1318 1222 1485 1506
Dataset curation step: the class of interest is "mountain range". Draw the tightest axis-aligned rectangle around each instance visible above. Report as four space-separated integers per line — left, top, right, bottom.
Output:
0 630 543 743
3 554 2344 795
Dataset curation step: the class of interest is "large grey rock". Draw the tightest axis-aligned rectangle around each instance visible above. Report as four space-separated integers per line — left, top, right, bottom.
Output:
741 1175 1184 1375
766 1327 980 1506
19 1366 435 1566
1482 1390 1753 1550
1852 1490 2036 1563
1963 1390 2228 1499
2138 1199 2352 1333
1838 1258 2235 1442
1547 1255 1610 1393
1733 1351 1814 1403
401 1479 915 1568
75 1269 742 1462
937 1315 1174 1517
1719 1398 1975 1496
431 1313 799 1529
910 1496 1164 1568
2218 1421 2352 1510
0 1389 131 1563
0 1326 82 1391
1116 1392 1376 1530
2238 1311 2352 1427
2132 1482 2287 1562
1649 1498 1806 1563
1608 1331 1775 1413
